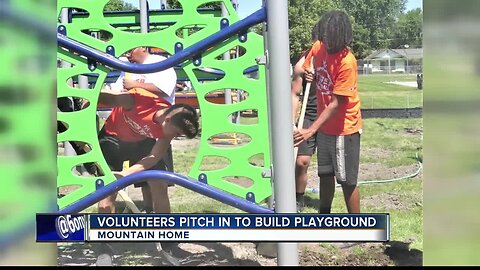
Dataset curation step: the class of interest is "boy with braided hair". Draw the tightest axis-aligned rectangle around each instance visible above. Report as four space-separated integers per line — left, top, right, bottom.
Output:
294 10 362 214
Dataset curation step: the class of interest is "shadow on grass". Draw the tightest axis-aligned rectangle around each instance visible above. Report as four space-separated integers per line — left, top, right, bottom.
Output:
178 242 262 266
58 241 262 266
384 242 423 266
304 194 320 211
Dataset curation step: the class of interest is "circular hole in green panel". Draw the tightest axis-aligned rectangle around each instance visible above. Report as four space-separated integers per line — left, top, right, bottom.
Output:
230 110 258 124
215 45 246 59
70 8 89 19
244 66 259 80
57 121 69 134
70 162 105 177
175 24 206 39
57 97 90 110
222 176 254 188
207 132 251 146
197 1 224 15
81 29 113 42
57 184 82 199
193 67 225 83
199 155 231 171
58 141 92 156
104 1 174 32
248 153 264 167
203 89 249 105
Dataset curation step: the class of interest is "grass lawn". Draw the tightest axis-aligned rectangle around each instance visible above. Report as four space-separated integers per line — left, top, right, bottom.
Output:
358 74 423 108
169 117 423 251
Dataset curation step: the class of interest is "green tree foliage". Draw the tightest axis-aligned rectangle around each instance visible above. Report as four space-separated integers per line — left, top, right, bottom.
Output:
392 8 423 48
167 0 221 9
288 0 339 63
335 0 407 58
104 0 134 11
287 0 421 60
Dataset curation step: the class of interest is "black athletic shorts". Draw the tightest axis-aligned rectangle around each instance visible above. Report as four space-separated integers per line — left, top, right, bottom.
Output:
316 131 361 186
297 118 318 156
98 128 174 188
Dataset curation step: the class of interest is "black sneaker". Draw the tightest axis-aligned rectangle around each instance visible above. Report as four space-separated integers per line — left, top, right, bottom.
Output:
296 201 305 213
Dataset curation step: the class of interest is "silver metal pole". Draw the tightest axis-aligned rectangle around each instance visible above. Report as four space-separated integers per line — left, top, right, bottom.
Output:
60 8 77 158
265 0 299 266
139 0 148 33
160 0 168 10
60 9 72 73
231 0 241 124
76 75 90 174
221 3 233 120
231 0 239 12
261 1 274 211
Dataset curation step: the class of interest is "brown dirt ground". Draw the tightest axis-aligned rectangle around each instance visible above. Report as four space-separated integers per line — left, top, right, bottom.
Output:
57 136 423 266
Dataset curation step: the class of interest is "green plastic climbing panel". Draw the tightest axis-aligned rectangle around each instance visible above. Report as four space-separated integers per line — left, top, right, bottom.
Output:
57 0 272 210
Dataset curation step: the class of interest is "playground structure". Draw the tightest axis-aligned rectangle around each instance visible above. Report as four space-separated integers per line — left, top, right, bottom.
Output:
55 0 297 266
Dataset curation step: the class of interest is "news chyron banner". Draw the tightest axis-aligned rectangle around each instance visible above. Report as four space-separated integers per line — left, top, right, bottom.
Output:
37 214 389 242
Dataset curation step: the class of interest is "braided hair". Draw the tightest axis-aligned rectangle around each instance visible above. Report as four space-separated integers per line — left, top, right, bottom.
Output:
321 10 353 54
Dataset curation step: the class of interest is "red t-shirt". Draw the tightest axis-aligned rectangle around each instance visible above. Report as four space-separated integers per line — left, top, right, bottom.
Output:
303 41 362 136
103 88 171 142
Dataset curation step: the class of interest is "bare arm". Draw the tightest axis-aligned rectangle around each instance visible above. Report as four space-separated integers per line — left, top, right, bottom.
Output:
98 90 135 110
291 56 306 122
293 94 347 146
116 137 172 178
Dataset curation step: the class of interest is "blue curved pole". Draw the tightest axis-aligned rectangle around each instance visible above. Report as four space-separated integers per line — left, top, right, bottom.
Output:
59 171 273 214
81 65 258 80
57 7 267 74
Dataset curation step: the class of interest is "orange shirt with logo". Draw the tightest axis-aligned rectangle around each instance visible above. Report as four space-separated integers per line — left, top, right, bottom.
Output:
104 88 171 142
303 41 362 136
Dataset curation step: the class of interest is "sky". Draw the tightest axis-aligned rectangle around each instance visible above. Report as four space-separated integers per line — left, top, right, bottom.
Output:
124 0 422 19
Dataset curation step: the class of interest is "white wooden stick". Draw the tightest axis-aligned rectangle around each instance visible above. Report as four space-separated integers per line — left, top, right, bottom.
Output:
293 58 314 163
118 189 141 213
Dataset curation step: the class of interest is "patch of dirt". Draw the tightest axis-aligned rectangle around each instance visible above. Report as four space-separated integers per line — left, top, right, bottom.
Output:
361 192 420 211
57 132 423 266
404 127 423 136
57 241 422 266
305 163 421 191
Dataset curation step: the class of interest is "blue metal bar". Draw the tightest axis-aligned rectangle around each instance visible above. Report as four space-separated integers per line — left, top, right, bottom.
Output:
59 170 273 214
79 66 258 79
57 7 267 74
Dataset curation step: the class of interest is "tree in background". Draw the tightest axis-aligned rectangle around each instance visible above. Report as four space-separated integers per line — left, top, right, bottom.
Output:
335 0 407 59
288 0 339 63
392 8 423 48
104 0 134 11
287 0 420 60
167 0 220 9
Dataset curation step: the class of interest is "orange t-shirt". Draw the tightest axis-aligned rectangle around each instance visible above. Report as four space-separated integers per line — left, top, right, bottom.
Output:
103 88 171 142
303 41 362 136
